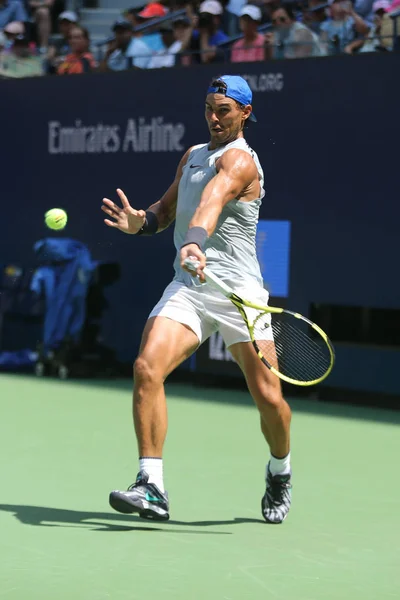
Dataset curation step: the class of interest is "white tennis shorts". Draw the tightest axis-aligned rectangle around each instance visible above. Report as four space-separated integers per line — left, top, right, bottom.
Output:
148 279 272 348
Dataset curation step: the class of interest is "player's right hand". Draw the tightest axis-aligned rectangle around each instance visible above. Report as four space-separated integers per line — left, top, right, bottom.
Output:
102 188 146 235
180 245 206 282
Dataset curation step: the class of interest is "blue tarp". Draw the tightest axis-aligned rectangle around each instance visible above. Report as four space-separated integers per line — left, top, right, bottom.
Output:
0 350 37 369
30 238 97 352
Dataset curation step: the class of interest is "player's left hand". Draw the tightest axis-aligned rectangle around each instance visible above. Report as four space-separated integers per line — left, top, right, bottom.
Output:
180 244 206 282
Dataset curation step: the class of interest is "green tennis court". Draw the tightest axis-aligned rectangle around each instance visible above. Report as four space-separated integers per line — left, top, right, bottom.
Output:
1 374 399 600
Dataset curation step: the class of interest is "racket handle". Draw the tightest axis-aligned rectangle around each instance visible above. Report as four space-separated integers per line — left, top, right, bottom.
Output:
183 258 200 273
183 258 233 297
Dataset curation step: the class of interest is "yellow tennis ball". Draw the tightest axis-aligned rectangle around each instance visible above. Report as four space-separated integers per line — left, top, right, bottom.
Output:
45 208 68 231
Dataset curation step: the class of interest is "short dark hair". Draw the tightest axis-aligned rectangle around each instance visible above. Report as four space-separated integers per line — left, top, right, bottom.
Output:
69 25 90 41
272 3 296 19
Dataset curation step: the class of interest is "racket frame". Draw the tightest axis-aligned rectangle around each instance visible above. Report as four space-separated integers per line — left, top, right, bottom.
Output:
193 263 335 386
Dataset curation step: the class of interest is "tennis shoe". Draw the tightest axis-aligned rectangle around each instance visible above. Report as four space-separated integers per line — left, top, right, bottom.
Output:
261 464 292 524
109 471 169 521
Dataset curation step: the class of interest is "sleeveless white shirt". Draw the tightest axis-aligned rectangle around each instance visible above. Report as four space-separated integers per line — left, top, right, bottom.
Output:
173 137 265 288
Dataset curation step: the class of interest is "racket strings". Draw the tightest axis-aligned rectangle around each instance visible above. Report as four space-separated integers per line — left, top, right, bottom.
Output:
253 312 332 383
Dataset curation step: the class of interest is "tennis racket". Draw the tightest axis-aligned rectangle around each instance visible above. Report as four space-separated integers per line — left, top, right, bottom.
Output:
184 258 335 386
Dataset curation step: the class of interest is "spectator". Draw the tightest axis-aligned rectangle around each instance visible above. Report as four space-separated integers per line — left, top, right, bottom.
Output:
3 20 38 53
167 0 191 9
125 7 139 28
256 0 281 24
265 4 324 57
353 0 375 26
172 15 192 43
0 0 27 30
231 4 266 62
57 26 95 74
355 0 392 50
303 1 329 34
47 11 78 73
99 19 151 72
135 2 169 52
0 32 43 76
3 19 24 48
170 15 193 61
225 0 246 35
186 0 229 64
26 0 54 52
320 0 370 54
147 24 182 68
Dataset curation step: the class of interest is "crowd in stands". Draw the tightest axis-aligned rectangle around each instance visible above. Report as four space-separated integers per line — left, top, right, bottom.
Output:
0 0 399 77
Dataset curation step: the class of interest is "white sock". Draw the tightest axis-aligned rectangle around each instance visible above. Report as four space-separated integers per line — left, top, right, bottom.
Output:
268 452 291 476
139 457 164 493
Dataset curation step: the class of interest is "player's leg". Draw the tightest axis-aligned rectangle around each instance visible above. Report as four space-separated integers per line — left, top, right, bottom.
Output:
110 316 198 520
229 341 292 523
204 284 291 457
211 281 292 524
110 281 211 521
229 341 291 457
133 315 199 459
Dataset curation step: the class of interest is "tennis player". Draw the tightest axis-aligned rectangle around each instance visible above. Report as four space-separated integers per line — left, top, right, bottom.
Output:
101 75 292 524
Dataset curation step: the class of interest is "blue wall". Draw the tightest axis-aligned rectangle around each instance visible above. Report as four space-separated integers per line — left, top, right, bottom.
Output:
1 54 399 393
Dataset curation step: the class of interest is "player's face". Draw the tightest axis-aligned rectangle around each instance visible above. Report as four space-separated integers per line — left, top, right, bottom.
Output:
205 94 251 147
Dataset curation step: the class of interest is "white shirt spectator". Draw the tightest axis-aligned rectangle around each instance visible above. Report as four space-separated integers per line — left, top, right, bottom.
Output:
147 40 182 68
107 37 151 71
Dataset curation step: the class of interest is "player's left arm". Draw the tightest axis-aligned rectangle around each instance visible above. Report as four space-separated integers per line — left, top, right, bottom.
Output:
180 148 258 278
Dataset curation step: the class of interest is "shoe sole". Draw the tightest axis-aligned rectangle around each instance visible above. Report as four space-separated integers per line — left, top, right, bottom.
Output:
109 491 170 521
261 496 290 524
262 512 288 524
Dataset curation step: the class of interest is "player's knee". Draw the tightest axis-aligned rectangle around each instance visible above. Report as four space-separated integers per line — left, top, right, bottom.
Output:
254 385 283 411
133 355 160 386
269 392 284 409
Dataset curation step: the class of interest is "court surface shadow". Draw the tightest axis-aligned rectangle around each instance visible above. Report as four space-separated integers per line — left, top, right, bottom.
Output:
0 504 264 533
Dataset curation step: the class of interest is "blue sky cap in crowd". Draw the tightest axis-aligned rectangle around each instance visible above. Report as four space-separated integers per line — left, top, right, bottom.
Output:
207 75 257 122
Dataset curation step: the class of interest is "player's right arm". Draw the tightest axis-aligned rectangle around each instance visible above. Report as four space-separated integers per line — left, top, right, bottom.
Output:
101 147 193 235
